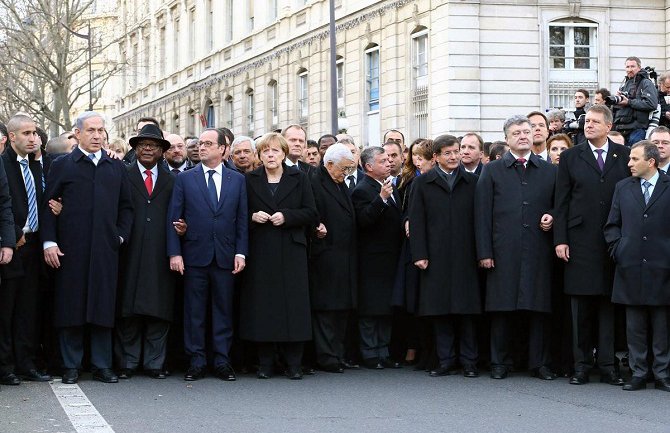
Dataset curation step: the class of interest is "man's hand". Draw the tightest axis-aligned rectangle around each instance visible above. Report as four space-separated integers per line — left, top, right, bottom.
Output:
106 151 121 160
315 223 327 239
479 258 495 269
173 219 187 236
16 235 26 249
49 198 63 216
555 244 570 262
617 93 629 107
232 256 245 274
170 255 184 275
414 259 428 270
404 220 410 238
0 247 13 265
44 246 63 268
252 211 272 224
380 178 393 201
540 213 553 231
269 212 285 226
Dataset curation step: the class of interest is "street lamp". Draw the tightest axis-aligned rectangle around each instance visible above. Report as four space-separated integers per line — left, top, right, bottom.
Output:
61 21 93 111
328 0 338 135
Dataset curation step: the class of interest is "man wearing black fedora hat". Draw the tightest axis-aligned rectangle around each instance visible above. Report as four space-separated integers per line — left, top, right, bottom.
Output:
115 124 183 380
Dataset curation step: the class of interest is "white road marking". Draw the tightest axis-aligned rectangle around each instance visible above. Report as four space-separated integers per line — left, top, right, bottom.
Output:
50 379 115 433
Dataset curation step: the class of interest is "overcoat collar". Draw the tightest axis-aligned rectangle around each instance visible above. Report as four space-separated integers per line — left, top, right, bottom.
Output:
247 164 300 209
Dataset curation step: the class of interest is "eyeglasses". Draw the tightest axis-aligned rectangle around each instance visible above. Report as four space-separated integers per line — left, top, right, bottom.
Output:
136 142 161 150
511 130 532 138
198 140 217 147
337 164 357 175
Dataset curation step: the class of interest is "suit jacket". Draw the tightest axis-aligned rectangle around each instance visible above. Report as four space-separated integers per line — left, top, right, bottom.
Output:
40 147 133 328
0 146 44 279
553 140 631 296
166 162 248 268
604 173 670 305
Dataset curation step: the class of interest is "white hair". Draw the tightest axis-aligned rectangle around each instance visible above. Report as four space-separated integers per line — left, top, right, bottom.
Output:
323 143 354 164
230 135 256 152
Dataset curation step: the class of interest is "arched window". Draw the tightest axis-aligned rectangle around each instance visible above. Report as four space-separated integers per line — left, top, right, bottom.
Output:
365 43 380 147
410 26 429 140
205 100 215 128
246 88 255 136
268 80 279 130
297 68 308 122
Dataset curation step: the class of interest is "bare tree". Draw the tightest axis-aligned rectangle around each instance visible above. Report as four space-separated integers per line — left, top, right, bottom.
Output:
0 0 123 135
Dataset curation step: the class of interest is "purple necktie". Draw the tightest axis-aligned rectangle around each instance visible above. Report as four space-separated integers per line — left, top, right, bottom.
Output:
595 149 605 171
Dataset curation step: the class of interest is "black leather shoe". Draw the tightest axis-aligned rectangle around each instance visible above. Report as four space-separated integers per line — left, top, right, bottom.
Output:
380 358 402 369
184 366 206 381
622 376 646 391
257 367 272 379
0 373 20 385
429 365 458 377
62 369 78 384
531 366 557 381
285 367 303 380
463 364 479 378
19 369 51 382
320 363 344 373
117 368 135 380
93 368 118 383
490 366 508 379
146 369 166 379
215 364 236 381
569 372 589 385
341 360 359 369
362 358 384 369
302 366 315 375
654 377 670 392
600 371 624 386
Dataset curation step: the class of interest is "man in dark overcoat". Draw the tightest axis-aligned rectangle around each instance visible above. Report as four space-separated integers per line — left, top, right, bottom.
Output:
410 135 481 378
41 111 133 384
604 141 670 392
115 124 176 380
475 115 558 380
554 104 630 386
351 146 402 370
309 143 358 373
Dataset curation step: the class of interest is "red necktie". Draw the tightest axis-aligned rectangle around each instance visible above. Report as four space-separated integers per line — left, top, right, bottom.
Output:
144 169 153 195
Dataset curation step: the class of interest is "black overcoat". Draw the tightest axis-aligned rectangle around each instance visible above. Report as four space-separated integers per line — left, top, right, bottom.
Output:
553 141 631 296
475 152 557 313
118 163 176 321
604 173 670 306
351 174 402 316
409 167 481 316
309 165 357 311
240 165 317 341
40 148 133 328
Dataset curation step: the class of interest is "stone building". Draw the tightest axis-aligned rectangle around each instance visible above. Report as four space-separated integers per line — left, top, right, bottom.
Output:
112 0 670 143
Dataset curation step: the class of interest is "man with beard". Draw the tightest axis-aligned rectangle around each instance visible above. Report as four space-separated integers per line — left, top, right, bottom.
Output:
164 134 190 174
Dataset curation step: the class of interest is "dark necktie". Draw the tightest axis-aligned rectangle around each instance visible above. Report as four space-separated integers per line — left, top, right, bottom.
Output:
207 170 218 207
595 149 605 171
172 168 180 175
19 159 38 232
347 175 355 191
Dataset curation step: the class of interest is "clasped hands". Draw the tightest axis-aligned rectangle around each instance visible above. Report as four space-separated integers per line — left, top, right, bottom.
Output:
252 211 285 226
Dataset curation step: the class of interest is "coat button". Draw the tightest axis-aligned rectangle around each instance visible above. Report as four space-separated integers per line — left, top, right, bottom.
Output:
521 182 527 185
146 218 151 222
600 178 605 183
147 200 151 204
643 236 648 241
643 258 647 263
600 201 605 205
644 214 648 218
522 201 529 205
523 224 529 228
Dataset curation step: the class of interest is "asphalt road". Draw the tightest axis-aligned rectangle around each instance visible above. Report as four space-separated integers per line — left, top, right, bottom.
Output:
1 368 669 433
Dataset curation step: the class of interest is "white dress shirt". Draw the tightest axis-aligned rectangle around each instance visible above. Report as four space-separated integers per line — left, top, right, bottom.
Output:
588 141 609 164
138 162 159 192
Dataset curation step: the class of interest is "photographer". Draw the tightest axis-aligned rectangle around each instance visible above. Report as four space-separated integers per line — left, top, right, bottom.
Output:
610 56 658 145
563 89 590 145
657 71 670 128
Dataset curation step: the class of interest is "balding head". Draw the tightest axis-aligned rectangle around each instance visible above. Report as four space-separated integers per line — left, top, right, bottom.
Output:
164 133 186 168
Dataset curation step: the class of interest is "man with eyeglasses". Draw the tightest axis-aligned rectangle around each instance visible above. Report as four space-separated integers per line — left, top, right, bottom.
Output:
167 127 248 382
475 115 558 381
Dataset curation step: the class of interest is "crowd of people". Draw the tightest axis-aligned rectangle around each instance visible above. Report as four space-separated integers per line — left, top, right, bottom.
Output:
0 56 668 395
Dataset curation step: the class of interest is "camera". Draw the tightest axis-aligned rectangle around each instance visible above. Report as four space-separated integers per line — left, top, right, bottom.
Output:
645 66 658 81
605 91 629 107
563 112 584 130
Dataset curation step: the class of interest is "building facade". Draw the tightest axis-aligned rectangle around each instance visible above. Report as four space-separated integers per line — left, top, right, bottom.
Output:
112 0 670 143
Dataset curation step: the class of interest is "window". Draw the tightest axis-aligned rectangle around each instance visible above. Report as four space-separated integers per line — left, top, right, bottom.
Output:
248 0 254 32
365 45 380 147
172 9 180 71
298 71 308 120
269 81 279 129
225 96 234 129
411 29 429 140
206 101 215 127
131 40 138 89
269 0 277 21
336 58 344 110
158 25 166 74
206 0 214 51
142 32 150 85
187 108 196 135
225 0 233 42
247 89 255 135
412 30 428 89
189 8 196 61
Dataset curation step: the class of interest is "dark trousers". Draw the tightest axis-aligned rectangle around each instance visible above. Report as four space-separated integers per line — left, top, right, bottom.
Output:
59 325 112 370
358 316 392 361
257 341 303 371
0 238 42 374
114 316 170 370
312 310 349 367
183 263 235 369
571 295 615 373
434 315 478 368
626 306 670 379
490 311 550 370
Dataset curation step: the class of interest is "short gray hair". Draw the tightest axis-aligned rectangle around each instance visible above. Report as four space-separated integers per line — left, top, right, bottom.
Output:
75 111 105 130
46 136 70 154
546 109 565 123
360 146 384 171
503 115 530 138
231 135 255 152
323 142 354 164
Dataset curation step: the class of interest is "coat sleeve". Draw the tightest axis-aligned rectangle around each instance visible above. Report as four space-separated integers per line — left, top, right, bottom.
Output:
39 157 65 246
351 183 388 228
0 160 15 248
629 78 659 113
166 175 185 257
408 179 428 261
603 182 623 258
280 174 318 229
553 153 572 246
116 167 134 242
474 164 494 260
234 177 249 257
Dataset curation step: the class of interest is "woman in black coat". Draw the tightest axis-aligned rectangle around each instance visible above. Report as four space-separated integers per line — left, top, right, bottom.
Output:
240 133 318 379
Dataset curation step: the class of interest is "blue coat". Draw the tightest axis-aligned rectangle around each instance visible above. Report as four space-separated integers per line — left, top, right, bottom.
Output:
166 163 248 268
40 148 133 328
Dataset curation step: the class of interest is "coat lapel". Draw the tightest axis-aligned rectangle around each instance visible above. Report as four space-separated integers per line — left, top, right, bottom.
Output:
152 165 170 198
645 175 670 210
601 141 622 177
128 164 150 199
193 165 216 212
216 167 233 212
249 169 276 210
426 168 451 194
628 178 647 209
578 144 603 175
321 171 351 214
274 170 299 205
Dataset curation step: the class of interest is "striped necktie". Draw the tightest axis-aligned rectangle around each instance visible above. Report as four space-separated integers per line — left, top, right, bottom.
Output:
19 159 38 232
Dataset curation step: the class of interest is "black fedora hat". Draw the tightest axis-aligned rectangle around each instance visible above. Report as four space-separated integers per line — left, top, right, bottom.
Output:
129 124 171 152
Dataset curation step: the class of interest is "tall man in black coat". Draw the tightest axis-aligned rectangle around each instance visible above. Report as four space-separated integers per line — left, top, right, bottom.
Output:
41 111 133 384
410 135 481 378
554 105 630 386
475 115 558 380
115 124 177 380
351 146 402 370
309 143 358 373
0 114 43 385
604 141 670 392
